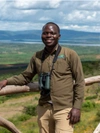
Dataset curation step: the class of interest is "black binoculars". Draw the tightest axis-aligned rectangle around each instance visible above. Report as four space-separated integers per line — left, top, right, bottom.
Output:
39 72 50 90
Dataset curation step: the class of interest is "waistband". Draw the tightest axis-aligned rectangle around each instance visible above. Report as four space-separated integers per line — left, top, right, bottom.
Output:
39 102 53 108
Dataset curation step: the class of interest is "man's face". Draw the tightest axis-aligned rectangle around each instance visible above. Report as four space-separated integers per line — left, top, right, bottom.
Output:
41 24 60 48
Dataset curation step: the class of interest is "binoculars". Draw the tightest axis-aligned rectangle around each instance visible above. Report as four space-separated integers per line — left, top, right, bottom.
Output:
39 72 50 90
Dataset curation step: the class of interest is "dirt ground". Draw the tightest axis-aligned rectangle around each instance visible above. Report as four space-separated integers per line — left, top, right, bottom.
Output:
0 94 39 119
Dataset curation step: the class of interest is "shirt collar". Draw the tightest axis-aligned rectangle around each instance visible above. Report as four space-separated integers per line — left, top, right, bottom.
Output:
44 44 58 55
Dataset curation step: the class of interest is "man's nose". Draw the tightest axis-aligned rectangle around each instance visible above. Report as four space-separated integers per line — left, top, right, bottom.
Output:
46 33 52 37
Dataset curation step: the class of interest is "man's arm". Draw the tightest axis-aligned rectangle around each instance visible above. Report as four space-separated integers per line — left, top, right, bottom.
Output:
0 55 37 88
69 50 85 124
6 55 37 85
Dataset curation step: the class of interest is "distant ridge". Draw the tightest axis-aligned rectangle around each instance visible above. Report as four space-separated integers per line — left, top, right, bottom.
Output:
0 29 100 45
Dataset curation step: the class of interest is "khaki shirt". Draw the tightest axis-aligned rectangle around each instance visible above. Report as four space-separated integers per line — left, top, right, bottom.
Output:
7 46 85 110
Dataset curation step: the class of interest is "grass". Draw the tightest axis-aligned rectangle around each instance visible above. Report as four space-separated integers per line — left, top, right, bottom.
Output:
0 43 100 64
0 43 44 64
0 43 100 132
74 103 100 133
0 85 100 133
0 100 100 133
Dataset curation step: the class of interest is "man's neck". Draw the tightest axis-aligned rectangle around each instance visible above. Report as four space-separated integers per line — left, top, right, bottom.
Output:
45 44 58 54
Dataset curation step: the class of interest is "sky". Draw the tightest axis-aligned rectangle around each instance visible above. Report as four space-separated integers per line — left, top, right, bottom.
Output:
0 0 100 32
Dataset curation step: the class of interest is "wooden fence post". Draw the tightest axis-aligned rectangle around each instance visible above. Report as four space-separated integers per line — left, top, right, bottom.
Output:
0 116 22 133
93 123 100 133
0 75 100 132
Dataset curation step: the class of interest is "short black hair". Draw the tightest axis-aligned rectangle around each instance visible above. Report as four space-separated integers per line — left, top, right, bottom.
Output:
42 22 60 33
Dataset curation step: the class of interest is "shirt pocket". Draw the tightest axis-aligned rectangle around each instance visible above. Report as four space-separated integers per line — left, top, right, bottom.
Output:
54 59 69 74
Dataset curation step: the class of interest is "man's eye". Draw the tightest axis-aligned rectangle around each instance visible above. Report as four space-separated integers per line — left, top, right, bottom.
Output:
43 32 46 35
42 32 56 35
52 33 56 35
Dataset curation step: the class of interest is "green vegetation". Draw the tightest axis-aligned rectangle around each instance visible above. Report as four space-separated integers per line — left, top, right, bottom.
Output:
0 42 100 133
23 105 37 116
0 42 100 64
0 43 44 64
82 61 100 77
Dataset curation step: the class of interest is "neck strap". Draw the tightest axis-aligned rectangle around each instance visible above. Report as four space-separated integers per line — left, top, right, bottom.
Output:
53 45 61 63
42 45 61 62
41 45 61 75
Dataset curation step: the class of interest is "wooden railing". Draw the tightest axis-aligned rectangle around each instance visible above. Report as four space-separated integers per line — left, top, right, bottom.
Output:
0 75 100 133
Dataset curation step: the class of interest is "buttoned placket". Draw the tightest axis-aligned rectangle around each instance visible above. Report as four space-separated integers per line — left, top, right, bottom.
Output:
40 45 61 74
48 54 55 72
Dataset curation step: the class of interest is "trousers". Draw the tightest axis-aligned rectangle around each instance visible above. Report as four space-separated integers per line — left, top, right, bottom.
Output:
37 104 73 133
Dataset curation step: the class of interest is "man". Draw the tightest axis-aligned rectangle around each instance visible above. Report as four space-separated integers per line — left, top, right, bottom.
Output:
0 22 85 133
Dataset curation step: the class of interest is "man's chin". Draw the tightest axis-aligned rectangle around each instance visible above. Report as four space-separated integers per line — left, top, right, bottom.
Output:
45 43 57 48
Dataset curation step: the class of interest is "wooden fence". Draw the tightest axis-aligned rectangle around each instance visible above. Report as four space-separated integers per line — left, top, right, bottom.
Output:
0 75 100 133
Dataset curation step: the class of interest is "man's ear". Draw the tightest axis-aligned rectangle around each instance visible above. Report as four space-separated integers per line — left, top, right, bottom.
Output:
58 34 61 39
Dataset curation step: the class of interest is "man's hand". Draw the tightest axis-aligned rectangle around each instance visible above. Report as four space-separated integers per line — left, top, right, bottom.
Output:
67 108 81 124
0 80 8 90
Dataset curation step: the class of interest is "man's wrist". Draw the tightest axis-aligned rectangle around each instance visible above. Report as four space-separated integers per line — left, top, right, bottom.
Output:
3 80 8 86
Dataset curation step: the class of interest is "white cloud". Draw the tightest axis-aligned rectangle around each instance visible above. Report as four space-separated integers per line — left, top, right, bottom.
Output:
79 0 100 11
39 17 52 21
0 0 100 32
13 0 61 9
0 21 43 31
62 24 100 32
49 0 62 8
67 11 85 21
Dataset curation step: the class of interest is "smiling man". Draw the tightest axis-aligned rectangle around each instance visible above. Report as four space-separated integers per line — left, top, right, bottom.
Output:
42 23 60 51
0 22 85 133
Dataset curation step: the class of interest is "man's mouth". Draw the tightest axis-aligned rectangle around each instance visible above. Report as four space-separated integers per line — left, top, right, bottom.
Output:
45 39 53 43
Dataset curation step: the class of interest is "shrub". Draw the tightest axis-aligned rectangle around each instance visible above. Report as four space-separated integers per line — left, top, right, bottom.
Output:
8 114 31 125
82 101 96 112
23 105 37 116
16 114 31 121
85 95 97 100
95 109 100 122
0 127 11 133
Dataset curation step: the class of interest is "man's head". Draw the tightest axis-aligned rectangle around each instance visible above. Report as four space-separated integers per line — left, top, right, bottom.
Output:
41 22 61 49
